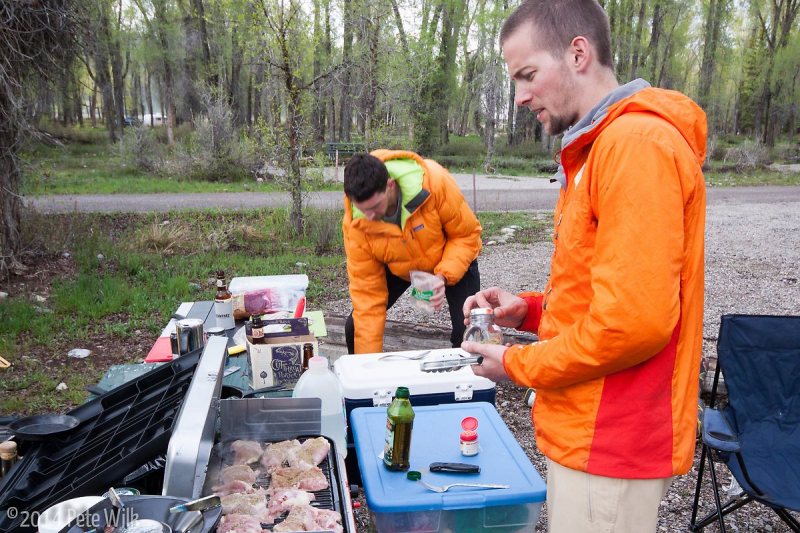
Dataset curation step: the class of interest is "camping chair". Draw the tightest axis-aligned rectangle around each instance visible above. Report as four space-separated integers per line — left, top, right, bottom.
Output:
689 314 800 532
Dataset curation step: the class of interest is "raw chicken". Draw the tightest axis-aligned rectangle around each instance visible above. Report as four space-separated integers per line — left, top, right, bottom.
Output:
230 439 263 465
266 488 315 521
212 478 256 496
287 437 331 469
261 439 302 472
272 505 343 533
220 491 271 523
217 513 265 533
270 466 329 492
221 464 258 485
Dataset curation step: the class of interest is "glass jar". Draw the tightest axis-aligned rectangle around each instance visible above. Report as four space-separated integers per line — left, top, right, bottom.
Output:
463 308 503 345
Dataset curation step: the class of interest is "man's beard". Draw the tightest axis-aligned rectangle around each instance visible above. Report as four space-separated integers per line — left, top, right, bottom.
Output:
546 112 579 136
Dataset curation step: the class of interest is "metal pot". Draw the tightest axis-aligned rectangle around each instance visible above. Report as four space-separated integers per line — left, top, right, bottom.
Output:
175 319 206 357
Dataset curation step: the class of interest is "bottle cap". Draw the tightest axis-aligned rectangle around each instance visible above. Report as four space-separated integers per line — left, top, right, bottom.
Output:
406 470 421 481
469 308 494 317
461 416 478 431
460 430 478 442
307 356 328 369
395 386 410 398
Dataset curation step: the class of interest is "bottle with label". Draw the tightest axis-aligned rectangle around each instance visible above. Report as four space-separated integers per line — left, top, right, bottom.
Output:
0 441 18 479
463 308 504 345
214 270 235 330
383 386 414 471
302 343 314 373
292 356 348 458
251 314 265 344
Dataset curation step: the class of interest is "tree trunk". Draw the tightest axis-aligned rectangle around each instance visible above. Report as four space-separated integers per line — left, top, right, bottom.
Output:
0 115 24 276
230 25 244 126
152 0 176 144
338 0 353 142
146 69 154 126
90 81 98 127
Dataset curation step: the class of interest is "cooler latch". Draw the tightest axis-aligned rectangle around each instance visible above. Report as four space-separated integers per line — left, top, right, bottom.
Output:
455 383 474 401
373 389 394 407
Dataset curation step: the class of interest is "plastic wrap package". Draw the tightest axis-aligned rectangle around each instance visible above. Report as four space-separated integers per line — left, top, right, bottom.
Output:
229 275 308 319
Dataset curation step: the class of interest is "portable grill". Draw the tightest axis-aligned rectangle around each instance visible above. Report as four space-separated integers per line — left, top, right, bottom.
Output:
162 369 355 532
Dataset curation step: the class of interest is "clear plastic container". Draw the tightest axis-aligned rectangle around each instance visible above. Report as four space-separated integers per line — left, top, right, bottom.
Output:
410 270 442 313
292 356 348 457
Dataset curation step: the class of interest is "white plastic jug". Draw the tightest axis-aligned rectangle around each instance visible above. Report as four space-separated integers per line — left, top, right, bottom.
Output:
292 356 348 458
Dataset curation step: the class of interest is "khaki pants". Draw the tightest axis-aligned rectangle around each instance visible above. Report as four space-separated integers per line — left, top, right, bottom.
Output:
546 459 673 533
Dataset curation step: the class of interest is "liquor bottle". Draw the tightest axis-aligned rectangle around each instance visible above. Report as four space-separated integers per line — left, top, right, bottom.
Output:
214 270 235 330
383 386 414 471
251 314 265 344
302 343 314 373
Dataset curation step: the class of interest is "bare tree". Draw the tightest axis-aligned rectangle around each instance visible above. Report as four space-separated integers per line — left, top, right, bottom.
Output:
0 0 80 276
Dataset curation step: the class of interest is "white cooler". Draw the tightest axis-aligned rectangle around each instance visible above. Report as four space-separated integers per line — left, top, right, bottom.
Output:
333 348 496 484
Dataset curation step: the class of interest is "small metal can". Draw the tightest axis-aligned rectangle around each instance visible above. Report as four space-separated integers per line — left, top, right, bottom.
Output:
206 326 226 337
460 416 479 456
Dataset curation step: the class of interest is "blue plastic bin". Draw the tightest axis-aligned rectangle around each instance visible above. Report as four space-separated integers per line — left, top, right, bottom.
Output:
351 402 546 532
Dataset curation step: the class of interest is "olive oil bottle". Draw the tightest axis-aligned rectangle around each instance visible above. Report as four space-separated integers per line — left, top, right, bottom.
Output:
383 386 414 471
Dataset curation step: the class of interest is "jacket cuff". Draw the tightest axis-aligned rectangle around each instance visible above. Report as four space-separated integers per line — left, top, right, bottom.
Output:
502 344 527 385
518 294 544 333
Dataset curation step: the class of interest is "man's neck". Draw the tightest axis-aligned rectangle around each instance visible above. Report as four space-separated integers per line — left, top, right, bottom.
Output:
385 186 400 218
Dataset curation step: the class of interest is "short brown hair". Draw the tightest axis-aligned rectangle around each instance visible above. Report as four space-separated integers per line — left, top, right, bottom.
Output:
500 0 613 69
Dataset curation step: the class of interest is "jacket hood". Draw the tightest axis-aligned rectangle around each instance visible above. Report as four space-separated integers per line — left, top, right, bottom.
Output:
553 79 707 188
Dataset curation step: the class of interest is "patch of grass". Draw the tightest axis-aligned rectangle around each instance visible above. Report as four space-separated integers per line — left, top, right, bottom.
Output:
478 211 552 245
705 168 800 187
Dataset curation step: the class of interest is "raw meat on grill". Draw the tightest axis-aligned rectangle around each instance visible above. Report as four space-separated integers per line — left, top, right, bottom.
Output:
230 439 263 465
272 505 343 533
221 464 258 485
266 488 315 521
261 439 302 472
270 465 329 491
218 513 266 533
287 436 331 469
212 478 257 496
220 491 271 523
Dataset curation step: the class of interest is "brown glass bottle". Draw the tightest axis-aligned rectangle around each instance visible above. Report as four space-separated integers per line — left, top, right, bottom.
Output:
251 314 265 344
214 270 235 330
302 343 314 372
383 386 414 471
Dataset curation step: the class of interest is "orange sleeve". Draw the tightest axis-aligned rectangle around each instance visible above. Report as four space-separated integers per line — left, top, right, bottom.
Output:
343 219 388 354
504 132 684 389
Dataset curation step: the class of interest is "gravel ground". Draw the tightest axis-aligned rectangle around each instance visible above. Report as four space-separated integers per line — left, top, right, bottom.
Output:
332 201 800 532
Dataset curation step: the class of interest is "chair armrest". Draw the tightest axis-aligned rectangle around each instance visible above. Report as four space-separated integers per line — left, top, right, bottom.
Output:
702 407 741 453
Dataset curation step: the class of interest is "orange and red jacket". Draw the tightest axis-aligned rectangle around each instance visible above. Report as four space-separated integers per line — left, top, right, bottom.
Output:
503 83 707 478
343 150 482 354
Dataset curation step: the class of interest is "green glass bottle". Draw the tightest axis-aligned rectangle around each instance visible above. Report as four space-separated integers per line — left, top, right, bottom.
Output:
383 386 414 471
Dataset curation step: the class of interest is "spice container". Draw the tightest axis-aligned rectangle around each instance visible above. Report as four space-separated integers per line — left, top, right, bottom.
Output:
460 416 479 456
463 308 503 345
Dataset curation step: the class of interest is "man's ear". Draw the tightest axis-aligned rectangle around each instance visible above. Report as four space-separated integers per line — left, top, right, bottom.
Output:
570 36 590 72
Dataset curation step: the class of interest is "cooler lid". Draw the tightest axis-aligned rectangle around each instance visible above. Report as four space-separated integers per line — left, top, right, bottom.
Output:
333 348 495 400
351 402 546 513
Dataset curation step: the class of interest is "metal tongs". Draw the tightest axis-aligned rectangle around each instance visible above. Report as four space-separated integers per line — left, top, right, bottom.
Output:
419 352 483 373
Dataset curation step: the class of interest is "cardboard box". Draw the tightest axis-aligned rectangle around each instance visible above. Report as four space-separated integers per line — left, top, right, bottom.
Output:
248 318 318 389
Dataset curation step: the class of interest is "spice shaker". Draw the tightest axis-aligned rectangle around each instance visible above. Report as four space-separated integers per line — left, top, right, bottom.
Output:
460 416 479 456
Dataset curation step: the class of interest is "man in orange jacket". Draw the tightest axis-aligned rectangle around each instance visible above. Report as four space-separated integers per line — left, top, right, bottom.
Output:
342 151 482 354
463 1 707 532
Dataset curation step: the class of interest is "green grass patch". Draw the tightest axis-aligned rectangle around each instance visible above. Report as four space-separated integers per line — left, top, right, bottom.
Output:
705 168 800 187
478 211 552 245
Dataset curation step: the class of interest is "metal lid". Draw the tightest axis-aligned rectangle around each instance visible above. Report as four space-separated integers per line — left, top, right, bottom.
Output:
176 318 204 327
469 308 495 317
406 470 421 481
205 326 225 336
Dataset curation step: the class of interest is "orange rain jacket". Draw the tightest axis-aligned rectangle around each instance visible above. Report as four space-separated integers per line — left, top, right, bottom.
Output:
503 81 707 478
343 150 482 354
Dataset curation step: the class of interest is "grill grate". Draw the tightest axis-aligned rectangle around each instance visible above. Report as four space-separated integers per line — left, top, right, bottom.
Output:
204 436 346 531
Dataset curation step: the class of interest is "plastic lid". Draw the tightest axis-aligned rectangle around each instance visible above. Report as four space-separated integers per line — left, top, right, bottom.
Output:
308 356 329 369
469 307 494 317
460 430 478 442
406 470 421 481
461 416 479 431
395 386 410 398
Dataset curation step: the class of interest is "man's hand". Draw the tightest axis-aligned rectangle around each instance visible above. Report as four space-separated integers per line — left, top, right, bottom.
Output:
463 287 527 328
462 341 510 383
430 273 447 311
